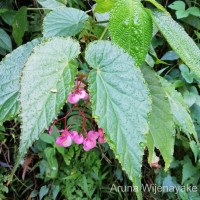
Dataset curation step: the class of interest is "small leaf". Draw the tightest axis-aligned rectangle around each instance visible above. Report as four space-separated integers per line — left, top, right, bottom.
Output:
159 77 198 143
39 185 49 200
86 41 151 200
1 10 16 26
175 10 189 19
43 7 89 37
161 50 179 61
152 10 200 79
44 147 58 178
141 64 175 170
11 37 80 179
162 175 178 192
182 156 198 184
37 0 65 10
12 6 27 46
0 28 12 52
187 7 200 17
52 185 60 200
0 9 8 14
189 141 199 162
94 0 115 13
144 0 167 13
168 1 186 11
109 0 153 65
0 38 41 123
179 64 194 83
39 133 55 145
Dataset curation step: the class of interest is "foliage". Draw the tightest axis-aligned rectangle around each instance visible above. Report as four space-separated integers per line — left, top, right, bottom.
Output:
0 0 200 199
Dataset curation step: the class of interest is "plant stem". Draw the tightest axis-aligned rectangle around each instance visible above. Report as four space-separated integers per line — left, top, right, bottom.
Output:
99 27 108 40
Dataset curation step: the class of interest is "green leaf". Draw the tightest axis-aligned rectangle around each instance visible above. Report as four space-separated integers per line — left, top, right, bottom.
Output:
179 64 193 83
189 141 199 162
0 9 8 14
37 0 65 10
109 0 153 65
39 133 55 145
57 0 67 4
44 147 58 178
86 41 151 200
39 185 49 200
94 0 115 13
141 64 175 170
0 38 41 124
11 37 80 179
159 77 198 143
179 64 200 83
181 156 198 184
168 1 186 11
161 50 179 61
1 10 16 26
43 7 89 37
144 0 167 13
152 10 200 78
12 6 27 46
187 7 200 17
175 10 189 19
146 132 154 164
0 28 12 52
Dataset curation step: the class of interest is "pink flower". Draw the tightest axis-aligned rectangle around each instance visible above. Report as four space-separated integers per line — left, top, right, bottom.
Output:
87 130 99 140
67 89 89 104
83 138 96 151
67 93 80 104
67 79 89 104
98 128 106 143
74 133 84 144
78 89 89 100
56 129 72 147
70 131 78 139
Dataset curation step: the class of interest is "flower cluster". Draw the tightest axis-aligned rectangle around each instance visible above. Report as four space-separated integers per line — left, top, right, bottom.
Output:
67 81 89 104
55 128 106 151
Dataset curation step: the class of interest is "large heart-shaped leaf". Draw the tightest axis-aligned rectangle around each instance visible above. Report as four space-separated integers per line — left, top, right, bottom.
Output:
152 10 200 78
109 0 153 65
141 64 175 169
43 7 89 37
11 37 80 177
86 41 151 200
0 38 41 123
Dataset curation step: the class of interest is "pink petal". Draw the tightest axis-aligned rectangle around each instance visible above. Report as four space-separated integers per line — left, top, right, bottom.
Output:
83 145 91 151
59 129 69 137
87 131 99 140
98 128 104 137
78 89 88 100
56 135 72 147
83 138 96 151
98 128 106 143
74 134 84 144
70 131 78 139
98 136 106 144
67 93 80 104
82 92 89 100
